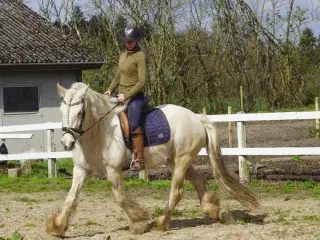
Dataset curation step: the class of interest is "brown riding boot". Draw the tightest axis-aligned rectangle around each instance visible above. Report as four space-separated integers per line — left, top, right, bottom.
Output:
130 127 145 171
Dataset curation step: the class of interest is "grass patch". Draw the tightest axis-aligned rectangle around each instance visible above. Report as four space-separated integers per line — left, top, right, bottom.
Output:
1 162 320 199
291 156 303 163
0 223 5 228
85 220 100 226
273 209 282 215
152 196 162 200
302 215 320 222
23 223 35 227
182 208 201 219
153 207 182 217
164 231 175 236
13 197 40 205
249 180 320 198
0 231 24 240
276 215 286 223
153 207 164 217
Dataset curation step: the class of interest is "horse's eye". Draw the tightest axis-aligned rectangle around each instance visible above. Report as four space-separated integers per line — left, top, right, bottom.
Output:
77 112 82 116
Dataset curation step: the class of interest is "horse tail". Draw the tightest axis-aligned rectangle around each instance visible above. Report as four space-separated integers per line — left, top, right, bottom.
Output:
198 114 260 208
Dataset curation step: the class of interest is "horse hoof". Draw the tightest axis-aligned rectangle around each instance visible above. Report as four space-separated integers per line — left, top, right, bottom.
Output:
155 215 170 231
45 214 67 237
130 220 151 235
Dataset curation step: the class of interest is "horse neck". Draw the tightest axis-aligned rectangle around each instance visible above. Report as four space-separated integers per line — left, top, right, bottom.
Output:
82 90 115 133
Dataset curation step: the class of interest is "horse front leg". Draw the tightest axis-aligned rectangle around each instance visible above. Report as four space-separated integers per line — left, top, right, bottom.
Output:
46 165 88 237
106 166 150 234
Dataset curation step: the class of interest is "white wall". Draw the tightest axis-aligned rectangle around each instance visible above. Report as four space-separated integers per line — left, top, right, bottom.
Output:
0 70 80 154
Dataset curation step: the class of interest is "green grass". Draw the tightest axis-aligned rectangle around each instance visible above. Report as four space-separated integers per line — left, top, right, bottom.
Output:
13 197 40 205
291 156 303 163
0 231 24 240
153 207 183 218
1 159 320 200
249 179 320 198
23 223 36 227
85 220 100 226
301 215 320 222
152 195 162 200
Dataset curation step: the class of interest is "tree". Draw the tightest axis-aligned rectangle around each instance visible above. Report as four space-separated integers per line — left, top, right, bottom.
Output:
300 28 316 49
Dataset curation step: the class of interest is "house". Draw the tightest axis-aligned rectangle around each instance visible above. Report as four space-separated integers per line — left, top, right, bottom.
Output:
0 0 104 153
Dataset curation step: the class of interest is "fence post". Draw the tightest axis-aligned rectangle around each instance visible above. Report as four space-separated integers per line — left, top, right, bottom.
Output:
47 129 57 178
240 86 244 111
316 97 319 138
203 106 207 115
237 112 249 184
228 106 232 147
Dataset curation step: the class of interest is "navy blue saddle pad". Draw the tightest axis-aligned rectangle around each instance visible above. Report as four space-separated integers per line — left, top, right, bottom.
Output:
120 108 171 149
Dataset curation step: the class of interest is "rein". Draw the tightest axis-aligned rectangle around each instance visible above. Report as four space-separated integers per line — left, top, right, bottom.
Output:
61 96 119 138
80 103 119 136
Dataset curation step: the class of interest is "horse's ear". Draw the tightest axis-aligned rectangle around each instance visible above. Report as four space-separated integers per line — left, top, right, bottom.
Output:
57 83 66 98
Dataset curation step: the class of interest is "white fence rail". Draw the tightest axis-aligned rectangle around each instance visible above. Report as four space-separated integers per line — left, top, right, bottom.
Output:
0 122 68 178
0 111 319 180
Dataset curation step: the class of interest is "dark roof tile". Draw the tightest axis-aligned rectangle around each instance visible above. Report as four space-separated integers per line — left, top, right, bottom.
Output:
0 0 104 65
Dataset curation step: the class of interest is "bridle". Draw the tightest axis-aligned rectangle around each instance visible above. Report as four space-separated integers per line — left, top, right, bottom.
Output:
61 98 86 138
61 93 119 139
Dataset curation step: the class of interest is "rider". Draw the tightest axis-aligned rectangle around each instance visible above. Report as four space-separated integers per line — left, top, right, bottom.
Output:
104 26 148 171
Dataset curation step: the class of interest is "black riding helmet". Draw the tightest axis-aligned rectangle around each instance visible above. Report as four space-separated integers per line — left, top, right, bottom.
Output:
120 26 142 41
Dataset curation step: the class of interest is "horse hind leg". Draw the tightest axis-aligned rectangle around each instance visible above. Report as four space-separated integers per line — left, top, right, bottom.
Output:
156 156 191 231
185 166 220 221
46 166 88 237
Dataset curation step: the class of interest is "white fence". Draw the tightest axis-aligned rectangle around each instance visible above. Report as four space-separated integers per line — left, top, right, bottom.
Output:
0 111 320 180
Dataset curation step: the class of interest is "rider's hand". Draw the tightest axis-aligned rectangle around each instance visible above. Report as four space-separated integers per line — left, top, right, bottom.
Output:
104 90 111 96
117 94 125 102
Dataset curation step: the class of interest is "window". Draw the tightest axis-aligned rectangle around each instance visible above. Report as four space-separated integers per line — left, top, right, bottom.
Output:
3 86 39 113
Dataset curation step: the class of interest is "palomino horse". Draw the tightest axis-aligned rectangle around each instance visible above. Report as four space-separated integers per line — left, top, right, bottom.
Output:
46 82 259 237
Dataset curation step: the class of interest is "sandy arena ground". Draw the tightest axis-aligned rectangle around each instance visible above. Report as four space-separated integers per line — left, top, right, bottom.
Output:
0 188 320 240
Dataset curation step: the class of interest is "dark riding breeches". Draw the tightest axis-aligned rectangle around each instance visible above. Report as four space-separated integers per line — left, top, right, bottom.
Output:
127 92 144 131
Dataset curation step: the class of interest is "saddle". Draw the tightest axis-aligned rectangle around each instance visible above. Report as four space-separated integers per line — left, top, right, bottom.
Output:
118 97 171 150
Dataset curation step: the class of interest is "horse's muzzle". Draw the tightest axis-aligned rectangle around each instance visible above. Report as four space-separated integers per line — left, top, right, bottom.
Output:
62 141 75 151
61 133 75 151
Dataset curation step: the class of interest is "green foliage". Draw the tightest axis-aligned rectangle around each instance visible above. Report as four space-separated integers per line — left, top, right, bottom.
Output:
40 1 320 113
300 28 316 50
308 127 320 138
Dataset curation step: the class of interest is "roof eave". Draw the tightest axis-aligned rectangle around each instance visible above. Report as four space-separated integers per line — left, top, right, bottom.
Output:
0 61 105 71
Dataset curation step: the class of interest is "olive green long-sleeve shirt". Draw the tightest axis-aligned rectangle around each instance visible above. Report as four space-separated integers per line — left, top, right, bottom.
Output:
107 50 148 100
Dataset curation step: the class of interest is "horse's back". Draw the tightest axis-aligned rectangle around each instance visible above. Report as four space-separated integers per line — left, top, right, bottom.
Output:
157 104 207 155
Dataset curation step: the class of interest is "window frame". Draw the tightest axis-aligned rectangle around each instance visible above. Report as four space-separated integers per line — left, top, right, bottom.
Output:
2 84 41 115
